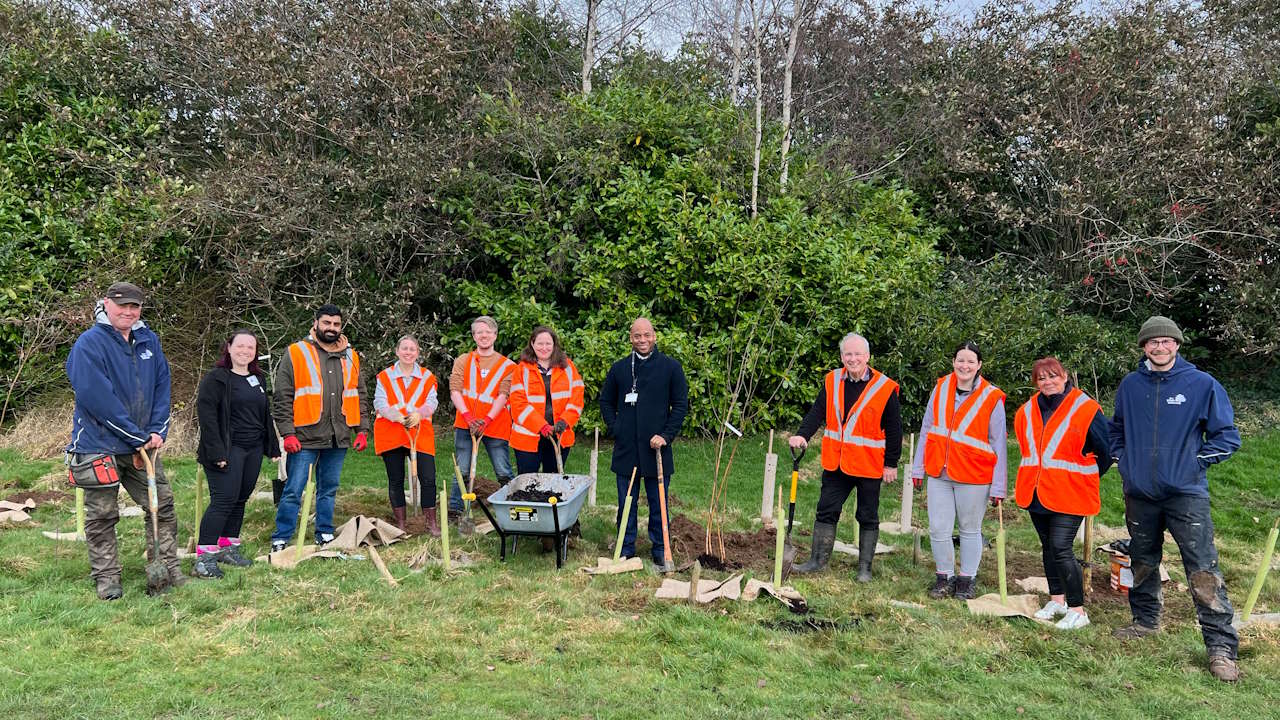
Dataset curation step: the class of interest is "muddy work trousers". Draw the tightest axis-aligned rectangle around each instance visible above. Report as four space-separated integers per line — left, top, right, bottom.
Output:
1124 493 1238 658
83 453 180 582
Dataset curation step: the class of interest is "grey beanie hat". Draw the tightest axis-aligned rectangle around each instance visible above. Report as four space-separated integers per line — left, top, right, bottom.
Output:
1137 315 1183 346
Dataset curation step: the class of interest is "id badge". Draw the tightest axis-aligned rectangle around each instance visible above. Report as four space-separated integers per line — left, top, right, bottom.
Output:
625 392 638 405
247 375 261 387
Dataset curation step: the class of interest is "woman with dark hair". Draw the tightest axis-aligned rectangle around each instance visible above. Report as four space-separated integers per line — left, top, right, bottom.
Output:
1014 357 1112 630
910 341 1008 600
508 326 585 474
194 330 280 578
373 335 439 535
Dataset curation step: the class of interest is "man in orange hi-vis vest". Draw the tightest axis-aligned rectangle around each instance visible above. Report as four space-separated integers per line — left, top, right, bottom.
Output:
270 304 370 552
448 315 516 514
789 333 902 582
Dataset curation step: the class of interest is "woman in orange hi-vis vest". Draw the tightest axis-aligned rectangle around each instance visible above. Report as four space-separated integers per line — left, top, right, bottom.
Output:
909 341 1008 601
373 336 439 535
508 327 586 475
788 333 902 582
1014 357 1112 630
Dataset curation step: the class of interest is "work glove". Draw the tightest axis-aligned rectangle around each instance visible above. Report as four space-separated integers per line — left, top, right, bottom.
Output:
470 417 489 437
912 475 923 490
387 409 406 424
552 419 568 434
405 412 421 428
989 496 1003 507
283 435 302 454
353 432 368 452
539 423 554 438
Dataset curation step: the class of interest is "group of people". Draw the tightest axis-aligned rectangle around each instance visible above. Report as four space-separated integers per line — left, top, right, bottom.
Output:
64 281 1242 681
782 318 1241 682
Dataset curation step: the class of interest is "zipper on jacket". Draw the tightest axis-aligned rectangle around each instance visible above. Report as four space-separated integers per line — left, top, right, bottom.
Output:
1150 375 1161 488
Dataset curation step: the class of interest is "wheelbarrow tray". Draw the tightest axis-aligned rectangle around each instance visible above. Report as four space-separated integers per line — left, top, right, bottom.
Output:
484 473 593 535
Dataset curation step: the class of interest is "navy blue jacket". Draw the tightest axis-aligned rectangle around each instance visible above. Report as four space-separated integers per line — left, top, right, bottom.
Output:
66 314 171 455
1109 355 1240 500
600 350 689 477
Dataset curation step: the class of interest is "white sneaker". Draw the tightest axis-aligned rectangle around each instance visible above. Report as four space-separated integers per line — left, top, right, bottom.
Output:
1034 599 1069 620
1055 610 1090 630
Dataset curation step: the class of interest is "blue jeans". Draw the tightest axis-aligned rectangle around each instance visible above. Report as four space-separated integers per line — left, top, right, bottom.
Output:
615 472 671 563
1124 493 1238 658
514 438 571 475
450 429 514 512
272 447 347 543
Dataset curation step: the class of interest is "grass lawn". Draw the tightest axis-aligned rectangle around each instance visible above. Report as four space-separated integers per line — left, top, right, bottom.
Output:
1 431 1277 719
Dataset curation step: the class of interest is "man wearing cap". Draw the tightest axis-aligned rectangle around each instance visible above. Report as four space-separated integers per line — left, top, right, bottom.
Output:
1109 316 1243 682
270 304 371 551
66 282 184 599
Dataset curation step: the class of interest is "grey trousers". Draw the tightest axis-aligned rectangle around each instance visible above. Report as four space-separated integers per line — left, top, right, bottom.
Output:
927 475 990 577
82 453 180 582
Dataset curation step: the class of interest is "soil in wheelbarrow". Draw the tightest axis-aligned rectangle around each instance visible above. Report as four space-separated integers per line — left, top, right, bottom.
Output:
667 514 779 574
508 484 561 503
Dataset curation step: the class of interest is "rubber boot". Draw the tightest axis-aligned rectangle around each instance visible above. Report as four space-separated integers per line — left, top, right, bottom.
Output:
792 521 836 574
856 526 878 583
392 505 407 532
96 574 123 601
424 507 440 538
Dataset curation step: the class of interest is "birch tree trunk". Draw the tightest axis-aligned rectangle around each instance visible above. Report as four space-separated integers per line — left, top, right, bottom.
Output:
729 0 744 102
779 0 812 192
582 0 599 94
749 0 764 219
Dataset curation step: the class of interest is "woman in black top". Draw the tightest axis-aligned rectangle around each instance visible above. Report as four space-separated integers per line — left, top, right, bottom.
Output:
194 330 280 578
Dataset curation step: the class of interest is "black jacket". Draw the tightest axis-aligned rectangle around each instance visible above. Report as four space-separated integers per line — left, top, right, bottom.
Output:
196 366 281 468
600 350 689 477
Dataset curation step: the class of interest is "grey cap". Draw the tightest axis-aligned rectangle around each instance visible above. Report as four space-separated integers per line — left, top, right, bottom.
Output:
104 281 145 305
1137 315 1183 346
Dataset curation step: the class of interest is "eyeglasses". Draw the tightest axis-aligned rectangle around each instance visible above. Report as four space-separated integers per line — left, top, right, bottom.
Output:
1144 338 1179 348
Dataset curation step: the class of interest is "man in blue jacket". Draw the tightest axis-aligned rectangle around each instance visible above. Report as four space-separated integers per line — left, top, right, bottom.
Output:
66 282 184 600
1109 316 1242 682
600 318 689 569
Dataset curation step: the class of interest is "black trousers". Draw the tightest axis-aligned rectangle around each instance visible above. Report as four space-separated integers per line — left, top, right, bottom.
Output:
1030 510 1085 607
815 468 881 529
514 438 571 475
199 445 262 544
381 447 437 509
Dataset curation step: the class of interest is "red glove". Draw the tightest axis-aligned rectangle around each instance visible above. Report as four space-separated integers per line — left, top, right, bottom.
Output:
990 496 1003 507
912 475 923 490
539 423 554 438
283 435 302 454
471 417 489 437
461 411 477 425
353 432 368 452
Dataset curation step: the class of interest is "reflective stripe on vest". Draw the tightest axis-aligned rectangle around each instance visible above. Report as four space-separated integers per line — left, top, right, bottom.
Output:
291 340 360 427
465 353 512 404
823 369 891 448
383 367 428 413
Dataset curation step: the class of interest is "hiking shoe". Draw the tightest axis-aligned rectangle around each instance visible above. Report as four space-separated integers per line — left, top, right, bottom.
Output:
1055 610 1090 630
1208 653 1239 683
315 532 335 547
270 540 288 553
1035 599 1069 620
216 545 253 567
953 575 977 600
168 567 189 588
193 553 224 579
1112 622 1159 640
96 576 123 601
928 574 954 599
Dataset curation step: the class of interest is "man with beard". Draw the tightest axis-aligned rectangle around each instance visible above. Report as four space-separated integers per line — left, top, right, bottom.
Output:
1109 316 1242 682
270 304 371 551
599 318 689 568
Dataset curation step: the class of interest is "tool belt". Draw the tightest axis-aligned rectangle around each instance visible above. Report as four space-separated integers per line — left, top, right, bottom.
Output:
66 453 121 489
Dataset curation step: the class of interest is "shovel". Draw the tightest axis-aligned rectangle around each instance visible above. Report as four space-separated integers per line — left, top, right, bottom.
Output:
137 448 171 595
996 501 1008 604
655 448 674 573
780 445 805 580
613 467 638 562
407 423 420 516
459 434 479 536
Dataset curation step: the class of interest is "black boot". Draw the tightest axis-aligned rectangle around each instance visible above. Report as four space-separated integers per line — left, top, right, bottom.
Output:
954 575 976 600
856 526 878 583
928 573 954 599
792 522 836 574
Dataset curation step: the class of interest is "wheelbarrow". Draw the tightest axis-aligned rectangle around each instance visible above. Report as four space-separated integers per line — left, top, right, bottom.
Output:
474 472 593 569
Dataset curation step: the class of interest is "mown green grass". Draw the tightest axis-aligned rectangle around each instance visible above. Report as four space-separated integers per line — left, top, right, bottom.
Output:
0 432 1277 719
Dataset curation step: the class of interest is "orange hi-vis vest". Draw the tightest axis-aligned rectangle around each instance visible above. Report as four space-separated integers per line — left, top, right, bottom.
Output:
923 373 1005 485
452 351 515 440
289 340 360 429
1014 388 1102 516
373 365 437 456
821 367 899 477
508 359 586 453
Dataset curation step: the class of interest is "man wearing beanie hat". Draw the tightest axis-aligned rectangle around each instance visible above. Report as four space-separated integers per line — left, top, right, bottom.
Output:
1109 315 1242 682
66 282 185 599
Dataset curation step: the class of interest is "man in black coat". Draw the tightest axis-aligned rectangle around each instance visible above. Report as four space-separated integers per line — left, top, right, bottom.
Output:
600 317 689 566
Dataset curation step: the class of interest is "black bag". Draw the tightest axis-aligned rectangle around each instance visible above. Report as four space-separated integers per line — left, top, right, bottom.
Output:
67 453 121 489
